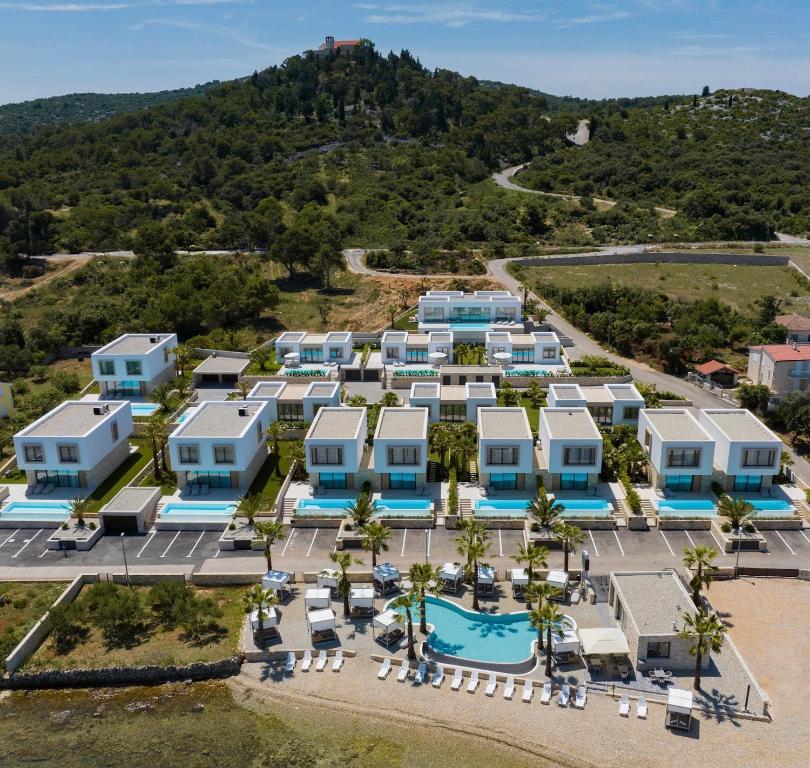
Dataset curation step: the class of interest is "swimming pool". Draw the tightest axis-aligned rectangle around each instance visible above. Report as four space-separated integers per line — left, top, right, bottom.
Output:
374 499 433 518
129 402 160 417
391 595 576 665
159 501 237 521
657 499 717 517
0 500 72 522
175 407 198 424
740 497 795 516
449 322 492 331
474 499 531 518
295 498 354 518
557 499 613 519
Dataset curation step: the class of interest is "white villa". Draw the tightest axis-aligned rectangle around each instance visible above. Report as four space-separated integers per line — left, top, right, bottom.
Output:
408 381 497 423
246 380 341 423
168 400 271 490
538 407 603 491
13 400 134 489
417 290 522 340
304 407 367 490
380 331 454 365
91 333 177 397
274 331 353 366
477 407 535 491
372 407 428 490
547 383 645 427
485 331 562 366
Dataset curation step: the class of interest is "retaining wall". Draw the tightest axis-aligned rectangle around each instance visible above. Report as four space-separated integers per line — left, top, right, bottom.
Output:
516 251 791 269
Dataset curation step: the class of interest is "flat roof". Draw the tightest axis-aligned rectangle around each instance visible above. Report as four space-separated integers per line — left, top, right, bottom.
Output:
325 332 351 342
603 383 644 402
466 383 497 398
375 407 428 440
278 382 311 401
302 333 327 344
173 401 265 438
541 408 601 440
410 382 440 399
102 486 161 514
478 408 532 440
701 409 780 443
642 409 711 442
549 383 586 401
611 571 693 635
193 355 249 374
247 381 286 400
276 331 306 343
382 331 407 343
440 385 467 401
94 333 174 356
306 382 340 399
428 331 453 342
307 407 365 440
19 400 128 438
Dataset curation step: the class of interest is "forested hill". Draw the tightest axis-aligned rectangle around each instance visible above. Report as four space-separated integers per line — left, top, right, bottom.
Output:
0 83 218 134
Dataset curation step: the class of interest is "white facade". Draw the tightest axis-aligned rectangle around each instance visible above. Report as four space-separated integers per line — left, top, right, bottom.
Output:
485 331 561 365
417 290 522 338
304 407 367 488
274 331 353 364
408 382 497 423
372 407 428 487
538 408 603 489
91 333 177 396
408 382 440 421
547 383 644 427
464 383 498 422
247 380 341 423
477 408 535 490
380 331 454 364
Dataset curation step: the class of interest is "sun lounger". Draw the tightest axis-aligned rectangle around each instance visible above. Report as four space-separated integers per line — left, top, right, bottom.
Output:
637 697 648 719
378 658 391 679
558 683 570 707
540 682 552 704
285 651 296 673
414 662 427 684
451 668 463 691
432 665 444 688
619 693 630 716
485 673 497 697
521 679 533 703
503 675 515 700
302 650 312 672
574 685 587 709
315 650 328 672
466 670 480 693
397 663 410 682
332 650 344 671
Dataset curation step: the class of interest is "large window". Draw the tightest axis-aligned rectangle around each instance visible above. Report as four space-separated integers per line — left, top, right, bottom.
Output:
494 308 516 322
328 347 342 360
733 475 762 492
125 360 142 376
489 472 517 490
385 348 400 360
35 469 79 488
98 359 115 376
23 444 44 463
440 404 465 422
563 446 596 466
311 446 343 465
665 475 693 492
424 306 445 322
213 445 235 464
666 448 701 468
389 472 416 490
512 347 533 363
560 473 588 490
387 446 420 466
320 472 347 489
300 347 323 363
178 445 200 464
486 446 519 465
406 348 428 363
588 406 613 426
623 406 640 421
542 347 558 360
278 403 304 421
742 448 776 468
187 471 231 488
450 306 489 323
57 444 80 463
646 641 670 659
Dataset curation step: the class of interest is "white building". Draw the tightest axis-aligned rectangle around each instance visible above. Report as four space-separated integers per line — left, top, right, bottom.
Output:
304 407 367 490
417 290 522 340
477 407 535 491
408 382 497 423
746 343 810 400
637 409 715 492
91 333 177 397
547 383 644 426
538 407 603 491
169 400 271 490
274 331 353 365
380 331 454 365
485 331 561 366
372 407 428 490
698 408 782 493
246 380 341 423
14 400 134 488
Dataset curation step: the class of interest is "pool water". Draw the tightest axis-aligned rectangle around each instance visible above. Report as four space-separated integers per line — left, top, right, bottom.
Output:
295 498 354 518
657 499 717 517
740 497 795 516
557 499 613 518
130 402 160 417
160 502 237 520
176 408 198 424
0 500 72 522
474 499 531 518
448 322 492 331
374 499 432 517
391 595 575 665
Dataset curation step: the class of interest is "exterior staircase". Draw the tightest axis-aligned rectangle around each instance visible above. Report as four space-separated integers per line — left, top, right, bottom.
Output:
458 499 473 518
427 460 442 483
467 460 479 485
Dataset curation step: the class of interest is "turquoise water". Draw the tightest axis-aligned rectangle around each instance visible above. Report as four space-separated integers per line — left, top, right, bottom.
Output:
474 499 530 518
130 402 160 417
449 322 491 331
0 500 71 522
741 497 794 515
374 499 432 518
295 498 353 518
658 499 717 517
176 408 197 424
160 502 237 519
559 499 612 518
391 595 574 665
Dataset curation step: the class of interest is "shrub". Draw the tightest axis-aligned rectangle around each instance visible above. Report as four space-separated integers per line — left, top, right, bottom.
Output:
149 581 194 628
50 371 81 395
47 603 87 654
710 481 724 497
82 582 147 647
176 594 223 642
447 466 458 516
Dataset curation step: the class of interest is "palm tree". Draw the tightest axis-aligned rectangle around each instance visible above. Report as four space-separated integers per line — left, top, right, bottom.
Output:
679 608 726 690
456 530 491 611
718 495 756 578
529 606 545 654
526 582 560 648
330 550 361 618
454 517 488 574
250 345 272 372
266 421 286 456
69 495 91 528
145 413 170 477
429 423 452 470
528 493 565 538
287 441 306 480
235 380 251 400
513 543 549 606
172 343 194 378
345 394 367 407
408 562 441 634
254 520 285 572
243 585 278 639
539 601 563 677
526 380 544 409
683 545 719 606
391 592 418 660
361 520 391 568
346 494 376 528
239 493 264 527
553 522 585 572
150 380 175 412
379 392 400 407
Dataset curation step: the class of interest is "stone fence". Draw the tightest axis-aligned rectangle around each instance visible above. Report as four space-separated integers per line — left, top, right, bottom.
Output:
514 251 791 269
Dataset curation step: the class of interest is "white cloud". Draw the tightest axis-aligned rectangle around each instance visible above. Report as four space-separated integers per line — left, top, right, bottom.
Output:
0 0 243 10
363 3 545 27
561 10 632 26
129 17 282 52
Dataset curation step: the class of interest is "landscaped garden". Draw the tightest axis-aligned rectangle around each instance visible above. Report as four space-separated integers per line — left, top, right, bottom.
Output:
245 440 297 507
85 437 153 513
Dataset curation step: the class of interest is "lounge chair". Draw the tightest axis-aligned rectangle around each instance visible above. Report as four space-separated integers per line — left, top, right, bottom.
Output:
637 697 648 719
315 650 328 672
574 685 587 709
467 670 480 693
432 665 444 688
332 650 344 672
302 650 313 672
503 675 515 700
414 662 427 684
619 693 630 716
558 683 570 707
377 658 391 679
285 651 296 673
521 679 533 703
485 673 497 697
397 663 410 682
451 668 463 691
540 682 552 704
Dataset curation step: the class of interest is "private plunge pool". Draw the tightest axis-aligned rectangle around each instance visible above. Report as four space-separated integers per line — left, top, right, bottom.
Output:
129 402 160 418
474 499 531 518
391 595 577 666
295 498 354 518
373 498 433 518
740 497 796 517
158 501 237 523
0 500 72 524
656 499 717 518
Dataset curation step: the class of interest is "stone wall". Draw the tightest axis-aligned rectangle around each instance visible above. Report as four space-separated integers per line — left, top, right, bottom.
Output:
86 439 133 489
516 251 790 269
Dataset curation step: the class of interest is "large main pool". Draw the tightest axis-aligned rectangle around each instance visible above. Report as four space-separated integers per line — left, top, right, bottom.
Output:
391 595 576 665
0 500 72 522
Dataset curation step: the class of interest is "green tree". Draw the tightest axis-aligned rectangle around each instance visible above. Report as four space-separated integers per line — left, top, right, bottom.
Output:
408 562 442 634
346 494 376 528
529 493 565 537
150 380 175 412
525 581 560 647
513 543 549 606
68 495 91 527
243 584 278 638
266 421 286 455
254 520 286 571
329 550 361 618
250 345 272 372
736 383 771 414
539 601 563 677
553 522 585 572
683 545 719 605
391 592 418 660
361 520 391 569
679 608 726 690
172 343 194 378
455 524 491 611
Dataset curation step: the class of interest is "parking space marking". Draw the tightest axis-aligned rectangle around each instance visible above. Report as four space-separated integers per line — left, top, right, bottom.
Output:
213 547 221 558
659 530 675 557
800 531 810 546
305 528 319 557
708 528 724 550
522 528 528 548
612 530 625 556
280 528 297 556
136 529 157 558
498 530 503 557
426 529 431 559
12 529 42 558
186 531 206 558
1 529 20 548
774 531 797 555
400 529 408 557
684 531 696 550
38 547 50 558
587 530 600 557
160 531 181 558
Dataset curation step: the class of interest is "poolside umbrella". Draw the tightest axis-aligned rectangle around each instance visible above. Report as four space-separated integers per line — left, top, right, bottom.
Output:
493 351 512 367
428 351 447 366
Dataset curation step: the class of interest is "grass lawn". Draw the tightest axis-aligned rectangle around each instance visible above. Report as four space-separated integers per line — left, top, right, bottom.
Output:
3 467 28 483
497 394 545 433
0 582 66 660
24 585 245 671
245 441 295 510
86 437 153 513
14 357 94 398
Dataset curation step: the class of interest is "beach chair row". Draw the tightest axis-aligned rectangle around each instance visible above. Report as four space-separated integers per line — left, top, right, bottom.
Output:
286 649 343 673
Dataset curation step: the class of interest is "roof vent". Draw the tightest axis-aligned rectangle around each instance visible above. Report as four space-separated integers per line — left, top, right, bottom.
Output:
238 406 248 417
149 336 157 343
93 404 109 416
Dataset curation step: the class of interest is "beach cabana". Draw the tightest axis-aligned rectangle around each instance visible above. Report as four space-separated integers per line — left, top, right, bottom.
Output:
438 562 464 594
510 568 528 598
546 569 569 600
577 628 630 658
307 607 337 643
551 628 580 661
666 688 693 731
249 605 279 638
317 568 340 596
477 565 496 596
261 570 292 600
349 587 375 617
305 587 331 610
373 562 401 596
373 609 404 647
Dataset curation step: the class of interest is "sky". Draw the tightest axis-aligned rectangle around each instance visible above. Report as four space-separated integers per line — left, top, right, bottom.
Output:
2 1 810 104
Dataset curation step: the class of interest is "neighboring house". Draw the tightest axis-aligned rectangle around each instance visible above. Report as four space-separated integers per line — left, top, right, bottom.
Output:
409 382 497 423
380 331 454 364
13 400 133 488
547 383 644 426
304 407 367 490
274 331 353 365
693 360 739 388
191 355 249 386
538 407 603 491
91 333 177 397
0 382 14 418
168 401 271 490
485 331 562 365
308 35 361 56
698 408 782 493
746 343 810 399
775 313 810 343
247 380 341 423
418 290 522 340
477 407 535 491
637 409 715 492
372 407 428 490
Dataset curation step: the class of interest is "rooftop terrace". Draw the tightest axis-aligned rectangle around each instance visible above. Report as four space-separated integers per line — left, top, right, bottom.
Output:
307 407 365 440
478 408 532 440
541 408 601 440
